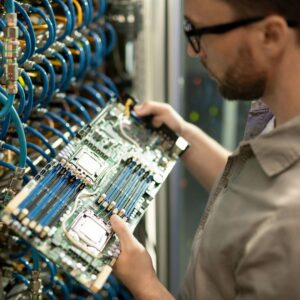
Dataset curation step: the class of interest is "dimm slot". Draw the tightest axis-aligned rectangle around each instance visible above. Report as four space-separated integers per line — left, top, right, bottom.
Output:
26 172 71 221
39 179 82 227
48 183 85 228
126 176 154 217
117 174 147 211
104 162 136 204
24 170 64 215
115 168 145 210
33 176 77 224
18 164 62 211
107 167 139 205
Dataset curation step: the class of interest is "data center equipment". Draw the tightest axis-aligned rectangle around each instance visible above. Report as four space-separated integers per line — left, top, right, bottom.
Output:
0 0 189 299
2 98 189 292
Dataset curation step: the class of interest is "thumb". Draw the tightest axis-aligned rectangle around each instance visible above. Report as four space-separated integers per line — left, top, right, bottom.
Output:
134 104 148 116
110 215 137 249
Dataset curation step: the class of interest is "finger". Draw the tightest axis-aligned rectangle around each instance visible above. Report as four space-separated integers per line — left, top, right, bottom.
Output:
152 116 164 128
134 102 171 117
110 215 137 250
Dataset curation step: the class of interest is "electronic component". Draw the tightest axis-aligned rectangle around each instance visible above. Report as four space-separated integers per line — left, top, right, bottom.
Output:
1 100 188 292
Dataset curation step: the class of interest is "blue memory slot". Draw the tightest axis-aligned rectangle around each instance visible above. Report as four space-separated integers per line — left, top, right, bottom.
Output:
27 172 71 221
18 164 61 210
39 179 81 227
126 176 153 217
110 168 141 204
105 162 136 204
115 169 145 210
117 175 146 210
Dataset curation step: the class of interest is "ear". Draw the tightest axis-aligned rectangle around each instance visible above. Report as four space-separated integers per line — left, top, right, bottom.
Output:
260 15 290 57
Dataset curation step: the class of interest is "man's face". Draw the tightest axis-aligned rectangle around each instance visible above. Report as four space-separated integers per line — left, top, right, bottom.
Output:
185 0 268 101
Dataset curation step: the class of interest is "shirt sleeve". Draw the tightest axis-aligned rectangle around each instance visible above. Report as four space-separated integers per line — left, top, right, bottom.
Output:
235 212 300 300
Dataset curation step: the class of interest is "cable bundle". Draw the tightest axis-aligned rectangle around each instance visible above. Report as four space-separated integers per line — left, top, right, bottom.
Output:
0 0 132 299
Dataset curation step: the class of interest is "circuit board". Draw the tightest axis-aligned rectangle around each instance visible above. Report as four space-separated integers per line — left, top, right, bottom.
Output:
1 99 189 292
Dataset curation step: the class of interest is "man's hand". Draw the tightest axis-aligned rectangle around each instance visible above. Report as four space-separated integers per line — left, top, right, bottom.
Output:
135 100 229 190
110 215 174 300
135 102 188 135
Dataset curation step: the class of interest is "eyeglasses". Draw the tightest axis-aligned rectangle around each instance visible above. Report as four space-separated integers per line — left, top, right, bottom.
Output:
184 16 300 53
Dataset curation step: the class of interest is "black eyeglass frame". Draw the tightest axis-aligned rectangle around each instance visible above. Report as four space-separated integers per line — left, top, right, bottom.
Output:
184 16 299 53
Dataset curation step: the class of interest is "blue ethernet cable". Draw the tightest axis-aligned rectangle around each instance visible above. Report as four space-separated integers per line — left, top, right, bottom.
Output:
0 88 13 118
54 279 70 299
104 22 117 55
15 2 36 58
86 0 94 24
93 0 107 21
72 41 86 78
27 142 52 162
0 19 5 30
5 0 15 13
17 257 32 273
80 85 106 108
41 57 57 107
9 239 31 259
0 86 7 97
44 290 56 300
25 125 56 158
93 82 116 99
0 90 14 127
53 0 73 40
81 34 92 70
103 282 118 299
17 82 26 115
93 293 104 300
107 276 120 292
0 161 30 183
13 272 30 286
45 110 76 138
95 27 107 59
0 115 11 140
30 5 55 53
32 63 49 107
76 35 91 80
40 124 69 145
52 52 68 89
0 42 3 77
64 96 91 123
87 30 103 68
76 96 101 114
31 247 39 271
99 73 119 95
59 110 85 127
20 69 34 122
42 0 57 40
0 93 27 168
61 45 75 89
66 0 76 33
1 143 38 175
17 20 32 64
39 253 57 288
77 0 90 29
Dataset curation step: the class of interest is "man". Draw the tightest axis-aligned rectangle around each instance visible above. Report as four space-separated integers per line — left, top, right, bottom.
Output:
110 0 300 299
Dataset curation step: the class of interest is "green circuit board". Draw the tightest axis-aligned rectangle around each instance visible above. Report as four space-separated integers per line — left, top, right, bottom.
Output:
1 100 189 292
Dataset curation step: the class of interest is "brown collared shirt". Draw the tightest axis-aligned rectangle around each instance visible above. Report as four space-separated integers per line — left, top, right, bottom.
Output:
179 101 300 299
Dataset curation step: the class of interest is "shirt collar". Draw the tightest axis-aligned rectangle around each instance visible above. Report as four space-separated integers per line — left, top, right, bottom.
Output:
243 115 300 177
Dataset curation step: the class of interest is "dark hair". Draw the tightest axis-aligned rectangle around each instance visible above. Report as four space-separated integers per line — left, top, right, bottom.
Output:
221 0 300 20
222 0 300 37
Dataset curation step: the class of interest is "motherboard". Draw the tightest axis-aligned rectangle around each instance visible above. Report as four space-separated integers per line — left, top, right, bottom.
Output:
1 99 189 292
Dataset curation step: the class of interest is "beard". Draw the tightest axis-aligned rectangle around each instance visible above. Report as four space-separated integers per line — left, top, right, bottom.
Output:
205 45 267 101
